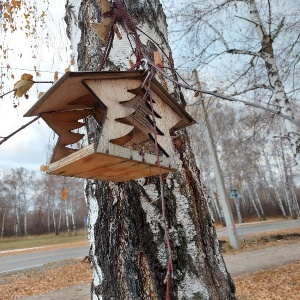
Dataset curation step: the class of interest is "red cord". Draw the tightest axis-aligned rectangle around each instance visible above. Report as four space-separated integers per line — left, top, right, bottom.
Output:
147 72 173 300
98 0 145 70
98 3 172 297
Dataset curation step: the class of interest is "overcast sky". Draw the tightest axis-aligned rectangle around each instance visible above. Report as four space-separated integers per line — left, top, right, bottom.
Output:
0 1 69 172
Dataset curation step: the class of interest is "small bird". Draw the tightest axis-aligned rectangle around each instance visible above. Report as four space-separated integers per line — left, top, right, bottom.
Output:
13 73 34 97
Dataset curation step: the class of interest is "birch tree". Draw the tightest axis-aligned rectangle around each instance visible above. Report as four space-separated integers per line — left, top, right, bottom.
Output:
0 178 11 238
0 0 236 298
166 0 300 166
63 0 235 299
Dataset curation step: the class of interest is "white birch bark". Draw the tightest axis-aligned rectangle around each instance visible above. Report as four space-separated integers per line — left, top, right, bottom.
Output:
247 0 300 166
15 202 20 236
57 209 62 235
264 150 287 218
65 200 70 236
52 209 57 234
1 210 6 238
253 188 266 220
24 208 28 236
245 183 262 221
66 0 236 299
208 178 223 222
69 198 77 235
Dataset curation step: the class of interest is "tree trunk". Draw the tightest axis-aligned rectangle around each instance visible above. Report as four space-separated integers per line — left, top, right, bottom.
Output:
47 197 51 233
245 183 262 221
65 200 70 236
279 143 298 219
264 150 287 218
232 196 243 224
15 202 20 236
24 208 28 236
57 209 62 236
253 188 266 221
1 210 6 238
52 209 57 235
69 198 77 236
208 179 223 223
247 0 300 166
67 0 236 298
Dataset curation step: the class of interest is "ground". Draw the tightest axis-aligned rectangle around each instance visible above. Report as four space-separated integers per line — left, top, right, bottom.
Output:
235 261 300 300
0 228 299 299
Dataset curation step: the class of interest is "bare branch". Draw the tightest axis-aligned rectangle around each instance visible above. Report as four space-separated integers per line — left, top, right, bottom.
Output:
0 116 40 146
0 89 16 99
227 48 261 57
272 17 285 40
148 63 300 127
34 81 55 84
231 84 273 96
202 20 230 50
0 81 53 99
268 0 271 34
234 14 265 33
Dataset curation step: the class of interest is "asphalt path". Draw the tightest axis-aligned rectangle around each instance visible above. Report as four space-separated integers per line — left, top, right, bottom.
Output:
0 246 88 275
217 219 300 237
0 220 299 275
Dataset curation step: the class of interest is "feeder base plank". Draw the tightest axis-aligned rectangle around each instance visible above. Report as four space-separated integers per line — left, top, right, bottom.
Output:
47 144 175 182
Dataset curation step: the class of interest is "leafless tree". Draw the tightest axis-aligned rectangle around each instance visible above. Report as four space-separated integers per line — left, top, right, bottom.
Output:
165 0 300 166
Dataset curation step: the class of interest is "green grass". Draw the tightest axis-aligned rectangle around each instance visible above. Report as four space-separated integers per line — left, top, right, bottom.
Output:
0 230 87 252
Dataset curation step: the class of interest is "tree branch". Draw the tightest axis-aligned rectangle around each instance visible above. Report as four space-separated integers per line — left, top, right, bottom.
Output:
0 116 40 146
0 89 15 98
148 63 300 127
272 17 285 40
34 81 55 84
234 14 265 33
231 84 272 96
227 48 261 57
202 19 230 50
0 81 53 99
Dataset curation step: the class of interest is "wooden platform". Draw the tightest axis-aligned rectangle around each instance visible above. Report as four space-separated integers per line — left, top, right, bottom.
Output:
24 71 195 181
47 143 175 182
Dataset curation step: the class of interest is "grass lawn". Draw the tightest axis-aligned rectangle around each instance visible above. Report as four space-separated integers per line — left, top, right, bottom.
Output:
0 229 87 252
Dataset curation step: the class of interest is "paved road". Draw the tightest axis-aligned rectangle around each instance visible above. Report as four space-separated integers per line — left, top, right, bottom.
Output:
223 242 300 276
0 246 88 275
20 242 300 300
217 219 300 237
1 220 299 275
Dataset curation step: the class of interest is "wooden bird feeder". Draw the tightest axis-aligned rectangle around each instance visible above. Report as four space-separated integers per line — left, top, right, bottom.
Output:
24 71 195 182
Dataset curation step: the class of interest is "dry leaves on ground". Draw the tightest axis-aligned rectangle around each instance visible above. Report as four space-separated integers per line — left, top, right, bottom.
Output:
220 228 300 254
1 228 299 299
0 259 92 300
235 261 300 300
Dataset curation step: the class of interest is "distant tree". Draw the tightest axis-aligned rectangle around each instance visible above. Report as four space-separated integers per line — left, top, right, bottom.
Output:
0 178 12 238
165 0 300 166
1 168 34 236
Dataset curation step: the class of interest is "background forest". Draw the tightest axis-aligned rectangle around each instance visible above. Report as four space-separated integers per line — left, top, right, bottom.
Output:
188 100 300 223
0 168 86 237
0 0 300 239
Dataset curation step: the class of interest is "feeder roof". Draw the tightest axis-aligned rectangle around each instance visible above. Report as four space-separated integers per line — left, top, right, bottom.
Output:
24 71 195 131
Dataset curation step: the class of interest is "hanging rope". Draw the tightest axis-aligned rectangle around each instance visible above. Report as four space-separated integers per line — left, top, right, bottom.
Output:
96 2 174 296
98 0 146 71
143 69 173 300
